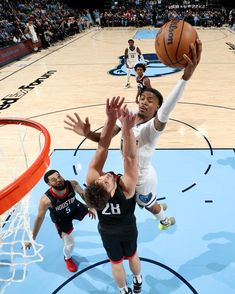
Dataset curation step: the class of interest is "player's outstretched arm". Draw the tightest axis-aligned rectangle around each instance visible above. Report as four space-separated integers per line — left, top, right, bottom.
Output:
64 113 121 142
25 196 50 249
118 108 137 199
154 39 202 131
86 97 124 184
64 113 100 142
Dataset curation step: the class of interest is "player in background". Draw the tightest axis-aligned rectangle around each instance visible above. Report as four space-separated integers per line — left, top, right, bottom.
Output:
124 39 145 89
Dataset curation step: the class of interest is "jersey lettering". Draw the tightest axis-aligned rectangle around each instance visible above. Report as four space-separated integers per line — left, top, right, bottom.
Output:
55 196 76 211
102 203 121 215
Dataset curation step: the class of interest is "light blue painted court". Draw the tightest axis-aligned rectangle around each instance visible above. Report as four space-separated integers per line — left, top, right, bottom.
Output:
2 148 235 294
134 29 159 39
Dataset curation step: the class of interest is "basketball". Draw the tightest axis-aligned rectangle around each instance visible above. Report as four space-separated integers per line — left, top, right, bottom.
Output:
155 19 198 68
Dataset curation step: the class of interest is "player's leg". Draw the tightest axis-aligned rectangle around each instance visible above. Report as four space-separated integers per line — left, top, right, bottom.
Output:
61 232 75 259
101 237 132 293
124 61 134 88
124 68 131 88
57 220 78 272
124 237 142 294
112 262 132 294
136 167 175 230
61 231 77 272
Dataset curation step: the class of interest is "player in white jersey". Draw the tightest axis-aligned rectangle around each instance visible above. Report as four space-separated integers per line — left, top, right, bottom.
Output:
64 39 202 230
124 39 145 89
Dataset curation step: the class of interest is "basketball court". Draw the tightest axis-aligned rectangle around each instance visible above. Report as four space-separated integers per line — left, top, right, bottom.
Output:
0 26 235 294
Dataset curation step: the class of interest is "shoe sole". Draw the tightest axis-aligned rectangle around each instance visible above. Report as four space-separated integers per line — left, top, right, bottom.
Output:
158 217 176 230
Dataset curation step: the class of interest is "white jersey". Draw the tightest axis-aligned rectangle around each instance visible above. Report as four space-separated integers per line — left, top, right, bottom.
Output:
116 112 162 185
127 46 139 67
27 24 38 42
116 79 186 208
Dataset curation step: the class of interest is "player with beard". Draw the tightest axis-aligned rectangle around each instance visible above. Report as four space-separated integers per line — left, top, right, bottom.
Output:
25 170 95 272
64 39 202 230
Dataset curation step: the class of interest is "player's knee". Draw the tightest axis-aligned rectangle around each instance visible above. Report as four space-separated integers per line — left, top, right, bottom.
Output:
136 193 156 208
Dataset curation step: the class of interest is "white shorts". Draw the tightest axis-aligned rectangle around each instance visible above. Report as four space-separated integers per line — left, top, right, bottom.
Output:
127 60 137 69
135 166 157 209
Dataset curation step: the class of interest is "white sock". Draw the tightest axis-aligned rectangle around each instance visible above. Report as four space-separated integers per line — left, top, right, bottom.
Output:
127 69 131 83
155 206 166 221
62 232 74 259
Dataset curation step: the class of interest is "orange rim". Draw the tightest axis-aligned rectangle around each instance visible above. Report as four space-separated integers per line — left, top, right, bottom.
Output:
0 118 51 215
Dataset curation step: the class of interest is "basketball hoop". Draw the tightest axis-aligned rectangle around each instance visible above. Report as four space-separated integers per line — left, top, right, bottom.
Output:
0 117 51 293
0 118 51 215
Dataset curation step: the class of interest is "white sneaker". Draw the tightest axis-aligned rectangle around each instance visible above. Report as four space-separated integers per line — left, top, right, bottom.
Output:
158 217 176 230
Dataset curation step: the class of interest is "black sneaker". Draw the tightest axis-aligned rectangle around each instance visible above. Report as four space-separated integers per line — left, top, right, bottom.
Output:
124 83 130 89
133 276 142 293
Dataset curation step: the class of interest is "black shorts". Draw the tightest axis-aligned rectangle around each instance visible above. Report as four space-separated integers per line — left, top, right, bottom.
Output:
100 229 138 263
54 202 88 237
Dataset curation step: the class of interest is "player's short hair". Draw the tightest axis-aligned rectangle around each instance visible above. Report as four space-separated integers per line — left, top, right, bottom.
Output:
142 88 163 107
84 183 111 210
44 169 59 183
128 39 134 43
134 63 146 72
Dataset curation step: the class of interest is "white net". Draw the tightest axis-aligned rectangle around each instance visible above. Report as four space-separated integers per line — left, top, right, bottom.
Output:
0 119 50 293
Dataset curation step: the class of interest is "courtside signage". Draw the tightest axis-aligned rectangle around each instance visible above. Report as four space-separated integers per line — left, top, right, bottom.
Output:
0 70 56 112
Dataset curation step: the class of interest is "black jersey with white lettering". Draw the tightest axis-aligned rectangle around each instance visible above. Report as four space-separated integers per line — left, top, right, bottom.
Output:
45 181 79 222
136 76 147 94
97 173 136 240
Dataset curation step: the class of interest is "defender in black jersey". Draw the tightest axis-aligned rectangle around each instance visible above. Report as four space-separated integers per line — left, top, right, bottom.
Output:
134 63 151 104
96 172 137 263
85 97 142 294
25 170 95 273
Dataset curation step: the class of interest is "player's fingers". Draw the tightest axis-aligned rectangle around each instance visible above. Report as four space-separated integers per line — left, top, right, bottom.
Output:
64 126 74 131
64 119 74 127
106 98 110 109
109 96 117 108
196 39 202 64
114 96 120 107
65 114 76 124
85 117 90 125
117 97 125 108
123 104 127 111
74 112 82 122
183 54 192 65
190 43 197 65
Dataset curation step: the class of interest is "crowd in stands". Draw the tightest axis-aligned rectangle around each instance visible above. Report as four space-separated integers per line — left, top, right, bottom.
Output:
102 1 234 28
0 0 234 50
0 0 100 49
